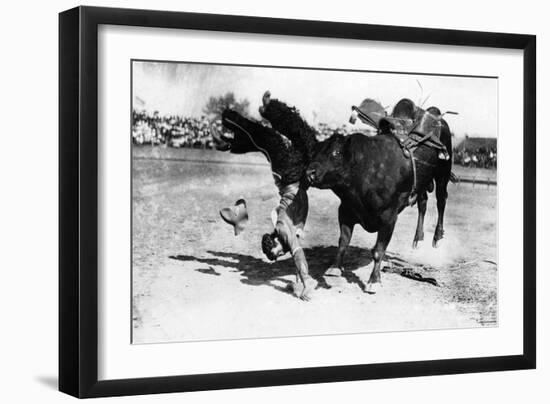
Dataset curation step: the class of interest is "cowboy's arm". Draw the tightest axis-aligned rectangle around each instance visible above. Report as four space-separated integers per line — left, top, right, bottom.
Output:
276 221 309 282
291 247 309 282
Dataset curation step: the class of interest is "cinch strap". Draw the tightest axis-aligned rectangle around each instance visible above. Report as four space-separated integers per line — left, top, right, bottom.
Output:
409 149 417 197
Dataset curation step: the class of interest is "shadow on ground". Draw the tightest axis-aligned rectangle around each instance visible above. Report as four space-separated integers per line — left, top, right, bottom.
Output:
169 246 409 296
35 376 58 390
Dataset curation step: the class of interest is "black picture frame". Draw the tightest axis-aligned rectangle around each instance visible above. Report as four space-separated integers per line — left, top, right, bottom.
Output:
59 5 536 398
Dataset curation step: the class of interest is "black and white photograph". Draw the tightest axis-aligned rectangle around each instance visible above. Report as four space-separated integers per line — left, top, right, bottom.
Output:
131 60 498 344
1 0 546 401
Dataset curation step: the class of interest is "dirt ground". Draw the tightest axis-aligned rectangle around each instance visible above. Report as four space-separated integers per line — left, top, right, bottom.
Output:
132 146 498 344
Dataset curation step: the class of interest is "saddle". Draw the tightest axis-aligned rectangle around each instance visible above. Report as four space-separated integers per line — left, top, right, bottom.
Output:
351 99 449 160
379 109 449 160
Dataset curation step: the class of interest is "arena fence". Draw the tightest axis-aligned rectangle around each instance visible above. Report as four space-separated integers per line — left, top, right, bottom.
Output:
454 176 497 187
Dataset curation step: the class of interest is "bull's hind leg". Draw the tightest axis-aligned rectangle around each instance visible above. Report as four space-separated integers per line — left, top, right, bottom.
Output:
433 178 449 248
412 191 428 249
325 205 355 276
366 219 397 294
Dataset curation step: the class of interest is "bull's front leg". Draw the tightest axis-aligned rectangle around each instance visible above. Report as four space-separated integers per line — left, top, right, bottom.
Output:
366 218 397 294
325 205 355 277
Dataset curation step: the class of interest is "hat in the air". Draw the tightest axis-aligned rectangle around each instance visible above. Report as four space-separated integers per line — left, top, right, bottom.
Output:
219 199 249 235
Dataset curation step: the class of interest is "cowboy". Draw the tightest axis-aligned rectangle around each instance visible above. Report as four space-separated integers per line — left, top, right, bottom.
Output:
214 107 317 300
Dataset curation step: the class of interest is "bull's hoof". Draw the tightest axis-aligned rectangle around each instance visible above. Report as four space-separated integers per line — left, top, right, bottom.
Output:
324 266 343 277
365 281 381 294
412 239 423 249
433 228 444 248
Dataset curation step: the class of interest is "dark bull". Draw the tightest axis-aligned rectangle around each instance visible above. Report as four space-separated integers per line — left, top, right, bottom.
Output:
306 130 441 293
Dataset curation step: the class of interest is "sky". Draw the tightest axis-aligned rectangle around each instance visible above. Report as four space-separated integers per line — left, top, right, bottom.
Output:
132 61 498 138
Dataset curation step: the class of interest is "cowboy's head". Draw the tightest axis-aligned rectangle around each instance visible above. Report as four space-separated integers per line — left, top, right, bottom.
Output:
262 231 285 261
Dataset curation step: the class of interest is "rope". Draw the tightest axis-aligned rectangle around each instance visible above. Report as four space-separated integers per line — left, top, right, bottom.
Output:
449 259 497 271
401 268 439 286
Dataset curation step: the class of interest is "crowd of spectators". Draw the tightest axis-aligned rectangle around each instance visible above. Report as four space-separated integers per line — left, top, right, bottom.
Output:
132 110 219 149
314 122 356 140
131 110 352 148
453 147 497 169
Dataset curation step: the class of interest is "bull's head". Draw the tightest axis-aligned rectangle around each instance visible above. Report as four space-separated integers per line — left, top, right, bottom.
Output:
306 134 348 189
